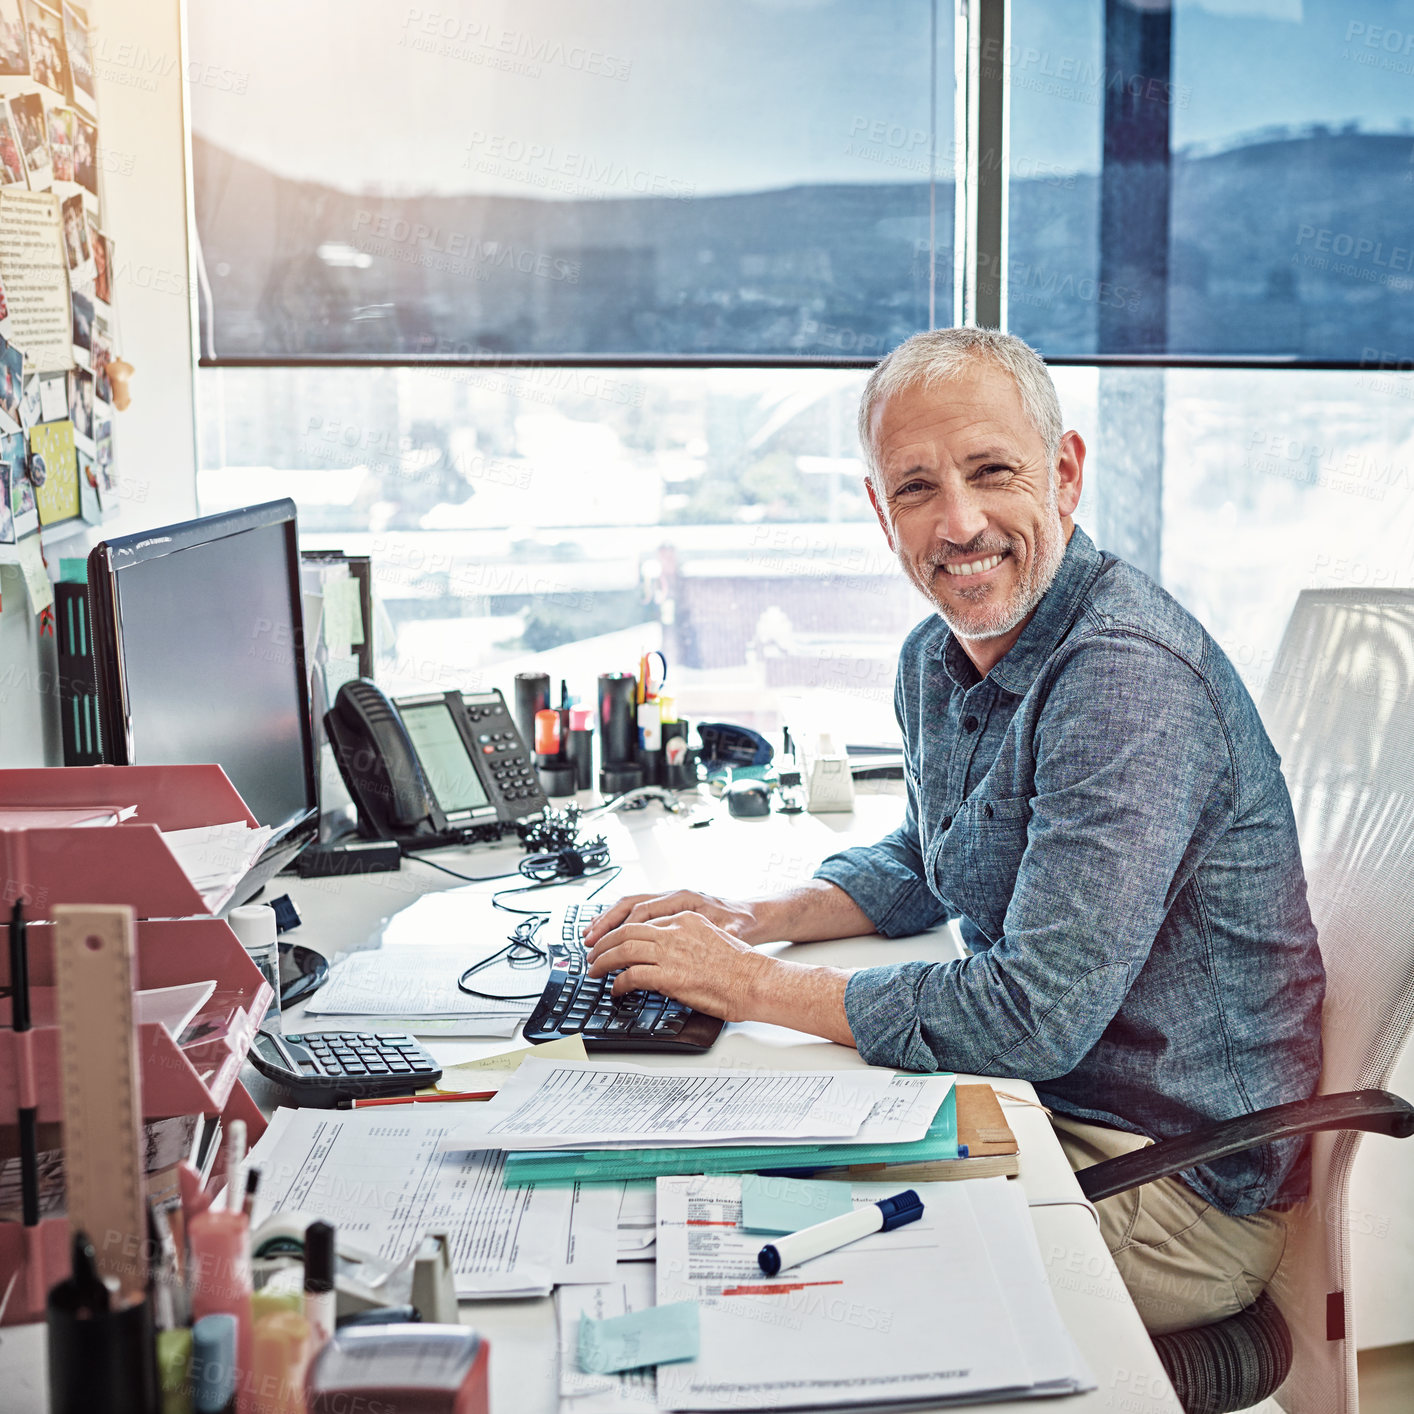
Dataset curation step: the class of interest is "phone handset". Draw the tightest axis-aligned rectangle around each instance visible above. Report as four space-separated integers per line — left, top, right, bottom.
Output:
325 678 449 840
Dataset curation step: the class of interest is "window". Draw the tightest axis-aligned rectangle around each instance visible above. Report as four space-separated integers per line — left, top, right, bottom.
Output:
1005 0 1414 358
188 0 955 359
197 364 916 739
189 2 1414 740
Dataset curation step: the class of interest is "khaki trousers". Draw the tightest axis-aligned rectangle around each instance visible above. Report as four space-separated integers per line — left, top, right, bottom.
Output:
1052 1114 1288 1335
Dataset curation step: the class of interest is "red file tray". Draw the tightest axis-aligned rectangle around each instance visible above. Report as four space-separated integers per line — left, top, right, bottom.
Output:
0 764 259 922
0 766 272 1324
0 919 272 1124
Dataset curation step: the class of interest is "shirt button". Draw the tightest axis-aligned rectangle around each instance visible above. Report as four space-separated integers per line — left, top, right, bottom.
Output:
941 814 954 830
984 803 994 819
963 715 979 733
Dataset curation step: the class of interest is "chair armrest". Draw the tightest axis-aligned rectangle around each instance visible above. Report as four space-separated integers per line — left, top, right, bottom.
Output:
1074 1089 1414 1203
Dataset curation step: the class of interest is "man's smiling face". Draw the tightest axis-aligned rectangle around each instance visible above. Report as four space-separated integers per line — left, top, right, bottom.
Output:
865 360 1084 664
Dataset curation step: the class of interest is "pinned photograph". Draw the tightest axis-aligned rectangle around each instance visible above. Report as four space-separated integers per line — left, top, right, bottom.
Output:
0 102 26 186
9 431 37 536
18 371 40 427
0 459 14 543
70 285 91 364
0 337 22 433
90 317 109 399
46 103 72 183
60 190 91 281
88 215 109 302
94 409 110 491
23 1 69 98
37 369 65 421
71 108 94 193
61 2 92 114
77 445 98 521
0 0 28 76
10 92 51 189
67 365 92 446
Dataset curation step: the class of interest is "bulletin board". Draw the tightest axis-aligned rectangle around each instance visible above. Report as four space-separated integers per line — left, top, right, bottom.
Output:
0 0 122 619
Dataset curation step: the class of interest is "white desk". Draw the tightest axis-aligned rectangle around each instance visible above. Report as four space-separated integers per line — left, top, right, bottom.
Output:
0 791 1181 1413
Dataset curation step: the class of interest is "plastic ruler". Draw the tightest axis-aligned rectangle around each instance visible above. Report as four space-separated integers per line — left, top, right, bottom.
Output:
53 903 148 1303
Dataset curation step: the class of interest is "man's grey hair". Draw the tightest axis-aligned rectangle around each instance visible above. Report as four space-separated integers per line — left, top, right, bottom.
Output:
857 327 1063 482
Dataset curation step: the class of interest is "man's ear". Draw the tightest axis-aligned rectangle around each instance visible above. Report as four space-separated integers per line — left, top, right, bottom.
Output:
1056 430 1085 520
864 475 896 552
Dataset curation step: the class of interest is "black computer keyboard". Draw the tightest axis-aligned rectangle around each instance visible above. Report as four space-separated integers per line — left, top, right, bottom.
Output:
522 903 725 1053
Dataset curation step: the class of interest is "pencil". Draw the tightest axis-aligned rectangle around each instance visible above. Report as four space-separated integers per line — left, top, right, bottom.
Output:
337 1091 498 1109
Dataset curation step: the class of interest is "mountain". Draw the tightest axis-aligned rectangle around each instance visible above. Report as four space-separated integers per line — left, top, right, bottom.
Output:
192 130 1413 361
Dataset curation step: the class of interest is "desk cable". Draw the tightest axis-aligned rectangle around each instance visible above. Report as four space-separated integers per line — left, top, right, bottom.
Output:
455 864 623 1002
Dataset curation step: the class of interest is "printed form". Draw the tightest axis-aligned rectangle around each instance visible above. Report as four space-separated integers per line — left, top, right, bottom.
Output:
441 1060 902 1153
247 1106 617 1297
653 1175 1042 1411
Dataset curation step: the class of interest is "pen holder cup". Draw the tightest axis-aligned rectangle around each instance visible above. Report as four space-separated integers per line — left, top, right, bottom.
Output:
47 1286 160 1414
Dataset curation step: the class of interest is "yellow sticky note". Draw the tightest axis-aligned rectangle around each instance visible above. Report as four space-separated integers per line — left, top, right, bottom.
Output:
434 1033 588 1094
16 534 52 613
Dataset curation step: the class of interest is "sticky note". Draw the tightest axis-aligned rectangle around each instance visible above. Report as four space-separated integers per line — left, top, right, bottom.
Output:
435 1034 588 1093
16 534 52 613
578 1301 700 1375
740 1174 853 1235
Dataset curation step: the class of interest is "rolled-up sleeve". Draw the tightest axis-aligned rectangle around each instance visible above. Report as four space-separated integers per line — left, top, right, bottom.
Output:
842 632 1233 1078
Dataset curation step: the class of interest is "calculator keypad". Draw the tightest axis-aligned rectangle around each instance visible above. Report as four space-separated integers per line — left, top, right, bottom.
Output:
285 1032 439 1078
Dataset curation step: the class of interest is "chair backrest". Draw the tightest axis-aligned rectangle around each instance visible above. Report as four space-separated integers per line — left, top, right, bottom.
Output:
1257 590 1414 1414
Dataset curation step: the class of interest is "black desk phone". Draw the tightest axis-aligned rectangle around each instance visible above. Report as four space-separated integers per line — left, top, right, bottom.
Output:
326 679 548 847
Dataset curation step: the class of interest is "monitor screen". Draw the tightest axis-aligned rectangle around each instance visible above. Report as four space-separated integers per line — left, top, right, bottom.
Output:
400 700 490 815
89 501 318 848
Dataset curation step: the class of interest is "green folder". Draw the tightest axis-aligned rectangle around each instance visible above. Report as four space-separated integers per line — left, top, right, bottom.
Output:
501 1085 957 1186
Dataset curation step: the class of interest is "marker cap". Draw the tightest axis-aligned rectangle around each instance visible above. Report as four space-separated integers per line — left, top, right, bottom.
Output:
877 1189 924 1231
304 1220 335 1294
192 1312 237 1414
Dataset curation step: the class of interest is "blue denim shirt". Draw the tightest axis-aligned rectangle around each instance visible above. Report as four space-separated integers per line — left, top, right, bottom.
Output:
818 526 1324 1215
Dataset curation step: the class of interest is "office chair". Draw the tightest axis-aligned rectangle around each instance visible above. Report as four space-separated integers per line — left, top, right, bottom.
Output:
1073 589 1414 1414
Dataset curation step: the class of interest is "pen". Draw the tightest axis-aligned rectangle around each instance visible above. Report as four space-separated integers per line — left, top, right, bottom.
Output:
336 1091 497 1108
756 1189 924 1276
303 1221 335 1350
8 898 41 1229
241 1169 260 1221
225 1118 246 1212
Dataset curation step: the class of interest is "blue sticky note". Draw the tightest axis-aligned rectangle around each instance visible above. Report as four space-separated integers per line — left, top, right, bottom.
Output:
740 1174 854 1235
579 1301 700 1375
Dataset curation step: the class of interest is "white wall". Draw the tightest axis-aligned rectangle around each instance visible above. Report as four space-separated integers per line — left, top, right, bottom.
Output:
0 0 196 767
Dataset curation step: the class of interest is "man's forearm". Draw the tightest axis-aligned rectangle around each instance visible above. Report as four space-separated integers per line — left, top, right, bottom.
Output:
747 956 855 1046
743 880 877 946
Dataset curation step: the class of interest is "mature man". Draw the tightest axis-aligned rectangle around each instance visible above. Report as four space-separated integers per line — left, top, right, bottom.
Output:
584 327 1324 1333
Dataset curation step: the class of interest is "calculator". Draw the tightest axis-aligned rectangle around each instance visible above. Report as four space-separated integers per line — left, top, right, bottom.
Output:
249 1030 443 1105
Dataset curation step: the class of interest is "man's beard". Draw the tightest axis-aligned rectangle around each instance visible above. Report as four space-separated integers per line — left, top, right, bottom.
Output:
905 480 1066 641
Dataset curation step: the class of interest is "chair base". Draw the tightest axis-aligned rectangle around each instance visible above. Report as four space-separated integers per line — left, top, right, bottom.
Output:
1152 1292 1293 1414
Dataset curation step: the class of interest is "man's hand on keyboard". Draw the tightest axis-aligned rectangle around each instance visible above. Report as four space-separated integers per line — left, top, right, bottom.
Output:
580 890 763 948
584 909 769 1024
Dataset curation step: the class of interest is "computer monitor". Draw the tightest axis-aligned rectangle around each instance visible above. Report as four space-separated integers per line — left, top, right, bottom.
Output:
87 498 319 906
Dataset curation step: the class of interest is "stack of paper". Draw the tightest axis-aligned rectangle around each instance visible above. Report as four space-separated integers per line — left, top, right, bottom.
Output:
302 944 532 1037
441 1060 938 1154
159 820 273 910
554 1174 1093 1412
245 1106 620 1298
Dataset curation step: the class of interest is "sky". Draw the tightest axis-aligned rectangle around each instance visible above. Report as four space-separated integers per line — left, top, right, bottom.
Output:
188 0 1414 197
